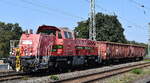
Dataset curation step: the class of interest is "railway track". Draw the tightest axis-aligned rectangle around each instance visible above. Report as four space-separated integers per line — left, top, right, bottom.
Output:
0 61 150 83
52 62 150 83
0 70 14 75
0 71 25 82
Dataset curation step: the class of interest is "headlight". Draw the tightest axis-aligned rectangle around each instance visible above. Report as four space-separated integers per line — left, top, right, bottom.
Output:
30 53 32 56
25 53 28 56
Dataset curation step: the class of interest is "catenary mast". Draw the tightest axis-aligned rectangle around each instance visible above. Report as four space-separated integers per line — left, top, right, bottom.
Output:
148 23 150 56
89 0 96 41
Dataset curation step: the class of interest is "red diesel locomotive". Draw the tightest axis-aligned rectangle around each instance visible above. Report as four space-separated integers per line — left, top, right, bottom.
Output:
8 25 146 72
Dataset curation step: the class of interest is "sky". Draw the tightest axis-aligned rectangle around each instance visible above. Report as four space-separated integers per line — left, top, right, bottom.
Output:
0 0 149 43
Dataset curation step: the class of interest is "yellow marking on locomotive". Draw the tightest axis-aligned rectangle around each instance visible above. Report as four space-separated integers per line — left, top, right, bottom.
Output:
15 48 21 72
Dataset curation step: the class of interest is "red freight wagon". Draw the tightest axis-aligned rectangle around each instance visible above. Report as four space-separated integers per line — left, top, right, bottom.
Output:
97 41 145 60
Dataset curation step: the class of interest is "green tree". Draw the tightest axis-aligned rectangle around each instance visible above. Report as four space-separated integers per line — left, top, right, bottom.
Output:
74 13 127 43
0 22 23 58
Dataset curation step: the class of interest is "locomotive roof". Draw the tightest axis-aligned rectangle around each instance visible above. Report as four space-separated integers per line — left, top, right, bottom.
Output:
60 27 73 32
38 25 61 32
37 25 73 32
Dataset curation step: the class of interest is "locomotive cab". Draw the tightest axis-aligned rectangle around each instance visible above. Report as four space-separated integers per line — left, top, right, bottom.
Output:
36 26 76 71
38 25 75 56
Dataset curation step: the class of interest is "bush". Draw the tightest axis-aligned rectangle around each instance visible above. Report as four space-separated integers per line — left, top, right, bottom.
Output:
131 69 143 74
50 75 59 80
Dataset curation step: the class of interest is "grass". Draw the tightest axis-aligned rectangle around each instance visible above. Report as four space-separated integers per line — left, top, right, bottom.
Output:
144 59 150 62
49 75 59 80
103 67 150 83
131 68 143 74
21 76 29 80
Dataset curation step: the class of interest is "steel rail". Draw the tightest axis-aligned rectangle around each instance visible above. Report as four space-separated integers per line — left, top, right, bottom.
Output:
0 72 25 82
52 62 150 83
0 70 14 75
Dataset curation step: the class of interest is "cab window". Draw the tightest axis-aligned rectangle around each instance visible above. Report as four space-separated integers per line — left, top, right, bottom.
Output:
38 29 56 35
64 31 73 39
58 32 62 39
64 31 68 38
68 32 73 39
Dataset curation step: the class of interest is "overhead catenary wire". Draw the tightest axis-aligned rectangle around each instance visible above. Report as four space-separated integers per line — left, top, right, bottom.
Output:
129 0 150 11
1 0 147 30
19 0 85 20
128 0 150 20
84 0 114 15
84 0 147 29
0 0 85 20
0 0 55 16
0 0 72 21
